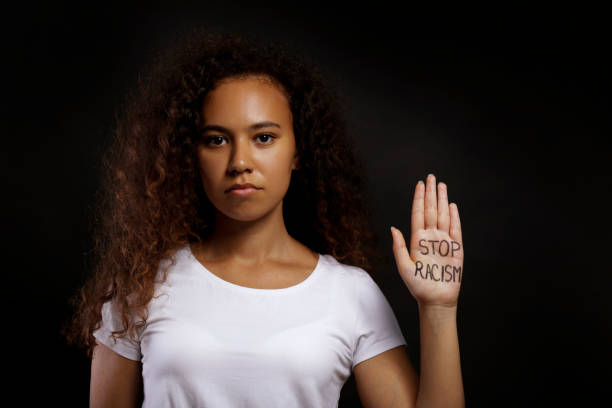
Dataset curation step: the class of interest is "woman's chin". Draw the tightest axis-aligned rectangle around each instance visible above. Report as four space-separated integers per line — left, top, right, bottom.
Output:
217 208 271 223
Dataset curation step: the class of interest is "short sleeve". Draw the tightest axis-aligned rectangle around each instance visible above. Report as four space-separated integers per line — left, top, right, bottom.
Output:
352 271 407 369
93 299 142 361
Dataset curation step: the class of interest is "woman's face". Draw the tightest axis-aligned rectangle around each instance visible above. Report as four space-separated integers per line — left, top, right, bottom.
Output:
196 75 298 222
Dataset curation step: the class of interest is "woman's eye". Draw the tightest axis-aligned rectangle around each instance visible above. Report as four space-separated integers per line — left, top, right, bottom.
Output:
204 136 226 146
256 133 276 144
203 134 276 147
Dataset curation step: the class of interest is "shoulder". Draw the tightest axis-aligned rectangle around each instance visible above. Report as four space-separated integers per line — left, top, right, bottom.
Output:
154 244 197 281
318 254 377 294
323 254 374 278
322 257 395 314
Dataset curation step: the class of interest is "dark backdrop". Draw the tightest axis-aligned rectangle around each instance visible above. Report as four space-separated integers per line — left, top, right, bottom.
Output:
5 2 610 407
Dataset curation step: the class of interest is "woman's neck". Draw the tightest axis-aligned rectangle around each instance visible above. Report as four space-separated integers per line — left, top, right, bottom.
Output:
198 204 298 265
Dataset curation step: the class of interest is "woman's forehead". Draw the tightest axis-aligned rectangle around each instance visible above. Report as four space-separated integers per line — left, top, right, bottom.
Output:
201 76 292 127
209 74 289 102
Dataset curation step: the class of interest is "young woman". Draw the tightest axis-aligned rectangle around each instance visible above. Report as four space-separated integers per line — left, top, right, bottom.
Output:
63 29 465 407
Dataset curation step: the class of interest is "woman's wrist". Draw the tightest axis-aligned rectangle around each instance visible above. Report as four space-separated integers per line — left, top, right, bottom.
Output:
417 302 458 322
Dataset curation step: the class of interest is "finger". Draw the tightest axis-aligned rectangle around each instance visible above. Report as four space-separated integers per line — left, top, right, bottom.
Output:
437 182 450 233
391 226 415 271
449 202 463 252
411 180 425 236
424 173 437 229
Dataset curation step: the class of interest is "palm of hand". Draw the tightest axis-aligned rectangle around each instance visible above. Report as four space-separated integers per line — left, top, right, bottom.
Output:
391 174 464 308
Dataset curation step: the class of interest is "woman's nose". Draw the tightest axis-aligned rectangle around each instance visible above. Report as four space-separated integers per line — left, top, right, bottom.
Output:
227 137 253 175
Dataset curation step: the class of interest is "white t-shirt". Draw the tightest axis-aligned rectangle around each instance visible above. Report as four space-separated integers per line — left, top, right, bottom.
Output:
94 244 407 407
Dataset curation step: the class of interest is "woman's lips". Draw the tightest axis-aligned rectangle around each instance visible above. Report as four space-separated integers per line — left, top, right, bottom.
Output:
227 187 259 196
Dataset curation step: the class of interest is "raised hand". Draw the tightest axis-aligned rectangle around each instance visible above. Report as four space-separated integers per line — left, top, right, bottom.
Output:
390 174 464 308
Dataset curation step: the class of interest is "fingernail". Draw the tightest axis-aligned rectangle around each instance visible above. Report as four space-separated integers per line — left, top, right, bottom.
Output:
428 173 435 178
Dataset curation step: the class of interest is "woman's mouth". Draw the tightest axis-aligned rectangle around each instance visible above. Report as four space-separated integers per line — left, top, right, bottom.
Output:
227 187 259 196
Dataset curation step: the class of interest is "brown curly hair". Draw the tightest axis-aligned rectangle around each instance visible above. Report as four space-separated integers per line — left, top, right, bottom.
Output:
61 27 384 359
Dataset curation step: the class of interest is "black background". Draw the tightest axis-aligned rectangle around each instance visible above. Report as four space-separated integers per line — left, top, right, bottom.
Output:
4 2 610 407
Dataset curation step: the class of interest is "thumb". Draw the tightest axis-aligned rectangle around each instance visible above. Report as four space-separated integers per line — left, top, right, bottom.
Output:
390 226 415 273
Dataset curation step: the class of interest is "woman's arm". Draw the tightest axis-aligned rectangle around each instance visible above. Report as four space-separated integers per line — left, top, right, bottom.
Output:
353 305 463 408
416 304 464 408
381 173 465 407
354 345 419 407
90 340 143 408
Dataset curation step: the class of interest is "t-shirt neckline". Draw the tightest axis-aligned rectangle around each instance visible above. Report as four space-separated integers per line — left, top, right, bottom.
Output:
186 244 324 294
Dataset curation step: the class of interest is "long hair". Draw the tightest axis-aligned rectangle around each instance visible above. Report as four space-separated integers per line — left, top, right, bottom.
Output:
62 27 383 358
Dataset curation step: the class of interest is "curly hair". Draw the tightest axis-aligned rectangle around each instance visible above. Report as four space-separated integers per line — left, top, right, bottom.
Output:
61 27 384 359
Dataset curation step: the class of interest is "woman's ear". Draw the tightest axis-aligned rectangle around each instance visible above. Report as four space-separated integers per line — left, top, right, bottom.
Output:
292 154 300 170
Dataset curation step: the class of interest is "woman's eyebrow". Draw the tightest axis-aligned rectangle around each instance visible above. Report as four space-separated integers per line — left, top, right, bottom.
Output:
200 121 281 133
